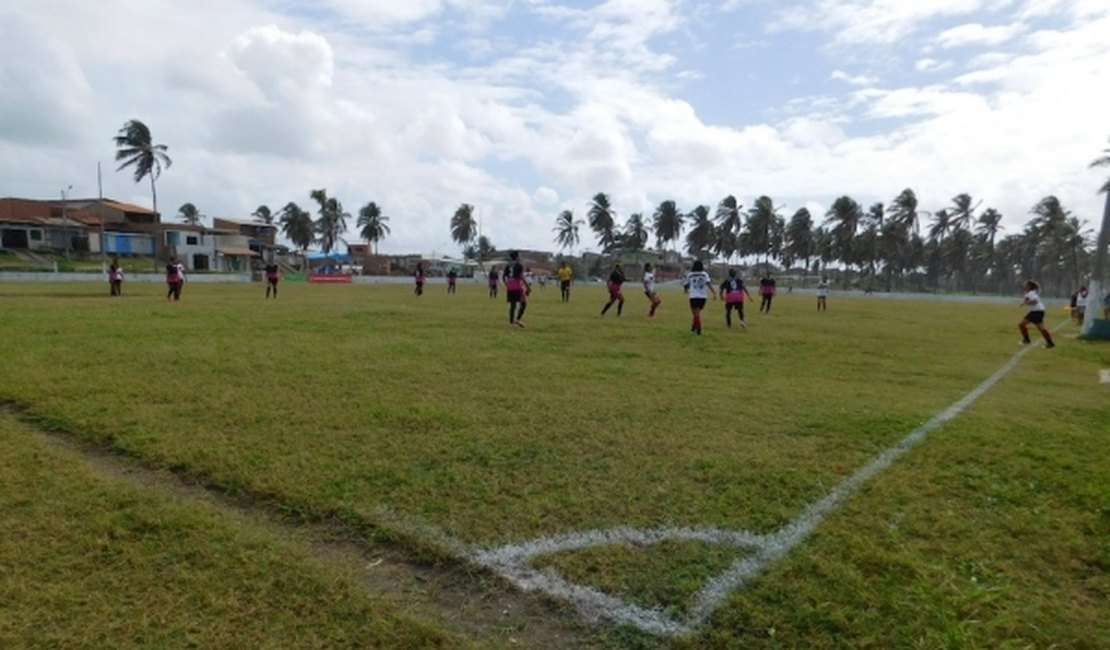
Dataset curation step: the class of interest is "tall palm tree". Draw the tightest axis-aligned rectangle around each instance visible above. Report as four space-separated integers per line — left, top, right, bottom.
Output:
824 196 863 271
279 202 314 254
177 202 202 225
623 213 649 252
888 188 920 235
928 208 953 244
1090 137 1110 194
357 202 390 254
310 189 348 255
252 205 273 224
685 205 715 258
451 203 478 254
714 195 743 262
784 207 815 272
588 193 618 253
744 195 783 266
949 193 979 232
552 209 583 255
652 200 683 252
113 119 171 222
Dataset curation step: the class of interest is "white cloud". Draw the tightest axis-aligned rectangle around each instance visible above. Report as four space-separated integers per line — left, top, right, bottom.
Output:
914 58 953 72
830 70 878 86
936 22 1024 48
771 0 985 46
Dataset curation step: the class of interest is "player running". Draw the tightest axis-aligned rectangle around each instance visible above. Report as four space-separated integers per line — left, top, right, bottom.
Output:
414 263 426 297
488 267 499 299
683 260 717 335
1019 280 1055 348
600 263 626 317
719 268 751 329
758 271 776 313
503 251 531 327
642 262 661 318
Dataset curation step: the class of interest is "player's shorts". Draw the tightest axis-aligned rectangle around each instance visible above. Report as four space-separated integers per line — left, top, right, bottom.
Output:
1025 310 1045 324
507 289 523 303
689 298 707 310
560 280 570 290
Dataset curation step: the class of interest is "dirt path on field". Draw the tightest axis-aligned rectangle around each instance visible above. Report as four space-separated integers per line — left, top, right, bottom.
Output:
3 404 614 650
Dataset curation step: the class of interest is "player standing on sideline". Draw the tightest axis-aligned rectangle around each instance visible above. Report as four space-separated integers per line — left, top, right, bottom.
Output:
165 259 185 301
265 261 280 299
504 251 531 327
601 262 626 316
1019 280 1055 348
683 260 717 335
816 277 830 311
558 261 573 303
719 268 751 329
758 271 776 313
447 269 458 294
488 267 499 299
414 263 426 297
642 262 662 318
108 259 123 296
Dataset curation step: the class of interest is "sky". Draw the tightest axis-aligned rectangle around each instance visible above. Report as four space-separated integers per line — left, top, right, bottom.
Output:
2 0 1108 256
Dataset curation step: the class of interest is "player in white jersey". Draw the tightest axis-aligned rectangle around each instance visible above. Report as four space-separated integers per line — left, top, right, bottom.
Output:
1019 280 1055 348
816 277 830 311
642 262 662 318
682 260 717 335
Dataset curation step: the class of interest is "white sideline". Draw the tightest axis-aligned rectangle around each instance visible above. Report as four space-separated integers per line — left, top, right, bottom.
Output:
468 339 1046 635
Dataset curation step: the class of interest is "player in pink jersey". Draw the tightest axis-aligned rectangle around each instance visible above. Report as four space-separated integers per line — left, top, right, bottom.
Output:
719 268 752 329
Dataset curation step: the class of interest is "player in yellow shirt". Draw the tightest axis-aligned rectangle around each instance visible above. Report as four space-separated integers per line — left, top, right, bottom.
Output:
557 261 573 303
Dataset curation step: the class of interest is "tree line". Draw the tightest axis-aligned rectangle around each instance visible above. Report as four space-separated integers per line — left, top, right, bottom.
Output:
113 119 1108 295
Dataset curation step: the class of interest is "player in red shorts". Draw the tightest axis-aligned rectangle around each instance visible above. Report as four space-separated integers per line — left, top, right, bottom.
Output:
600 262 626 317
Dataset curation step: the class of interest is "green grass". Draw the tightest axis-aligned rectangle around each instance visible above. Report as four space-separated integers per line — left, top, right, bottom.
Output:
0 280 1106 647
0 413 463 648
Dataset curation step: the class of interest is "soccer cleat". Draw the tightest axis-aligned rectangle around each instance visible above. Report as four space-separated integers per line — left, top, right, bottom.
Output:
1020 340 1031 345
515 321 526 328
1045 342 1055 348
739 320 748 330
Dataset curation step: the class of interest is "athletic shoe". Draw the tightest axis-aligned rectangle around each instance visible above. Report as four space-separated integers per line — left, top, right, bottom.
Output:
515 321 526 328
739 320 748 330
1020 340 1031 345
1045 342 1055 348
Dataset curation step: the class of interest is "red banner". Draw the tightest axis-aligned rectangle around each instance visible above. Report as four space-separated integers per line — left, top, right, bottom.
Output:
308 273 352 284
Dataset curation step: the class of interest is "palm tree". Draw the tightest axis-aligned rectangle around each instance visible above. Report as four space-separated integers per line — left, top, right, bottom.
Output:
357 202 390 254
588 193 619 253
279 201 314 255
463 235 497 261
177 202 202 225
784 207 815 272
713 196 743 262
1090 137 1110 194
824 196 863 271
310 189 348 255
652 200 683 252
1087 138 1110 312
113 119 171 222
928 208 953 244
252 205 273 224
744 195 783 266
623 213 649 252
949 193 979 232
450 203 478 254
685 205 715 258
552 209 583 256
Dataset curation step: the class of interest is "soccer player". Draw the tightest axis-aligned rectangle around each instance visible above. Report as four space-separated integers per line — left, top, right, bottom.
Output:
683 260 717 335
488 267 499 299
719 268 751 329
601 263 626 316
108 260 123 297
265 261 280 299
414 263 426 296
642 262 661 318
165 259 185 301
557 261 573 303
1019 280 1055 348
447 269 458 294
816 277 830 311
503 251 531 327
758 271 776 313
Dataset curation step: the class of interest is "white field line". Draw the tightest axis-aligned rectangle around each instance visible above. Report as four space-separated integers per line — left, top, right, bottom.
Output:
468 337 1051 636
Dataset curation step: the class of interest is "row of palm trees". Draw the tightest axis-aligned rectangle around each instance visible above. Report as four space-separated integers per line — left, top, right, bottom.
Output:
112 119 1107 294
550 189 1099 296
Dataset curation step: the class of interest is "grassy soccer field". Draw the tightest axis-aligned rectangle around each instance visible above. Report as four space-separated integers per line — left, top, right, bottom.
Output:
0 279 1106 648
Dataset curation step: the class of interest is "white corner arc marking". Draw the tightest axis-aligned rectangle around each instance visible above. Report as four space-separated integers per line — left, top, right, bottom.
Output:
470 341 1044 635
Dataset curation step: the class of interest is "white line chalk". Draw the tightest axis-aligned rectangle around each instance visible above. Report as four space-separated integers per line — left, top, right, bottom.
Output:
470 341 1044 635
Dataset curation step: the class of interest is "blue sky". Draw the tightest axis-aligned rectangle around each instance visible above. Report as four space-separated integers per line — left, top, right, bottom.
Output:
2 0 1108 255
